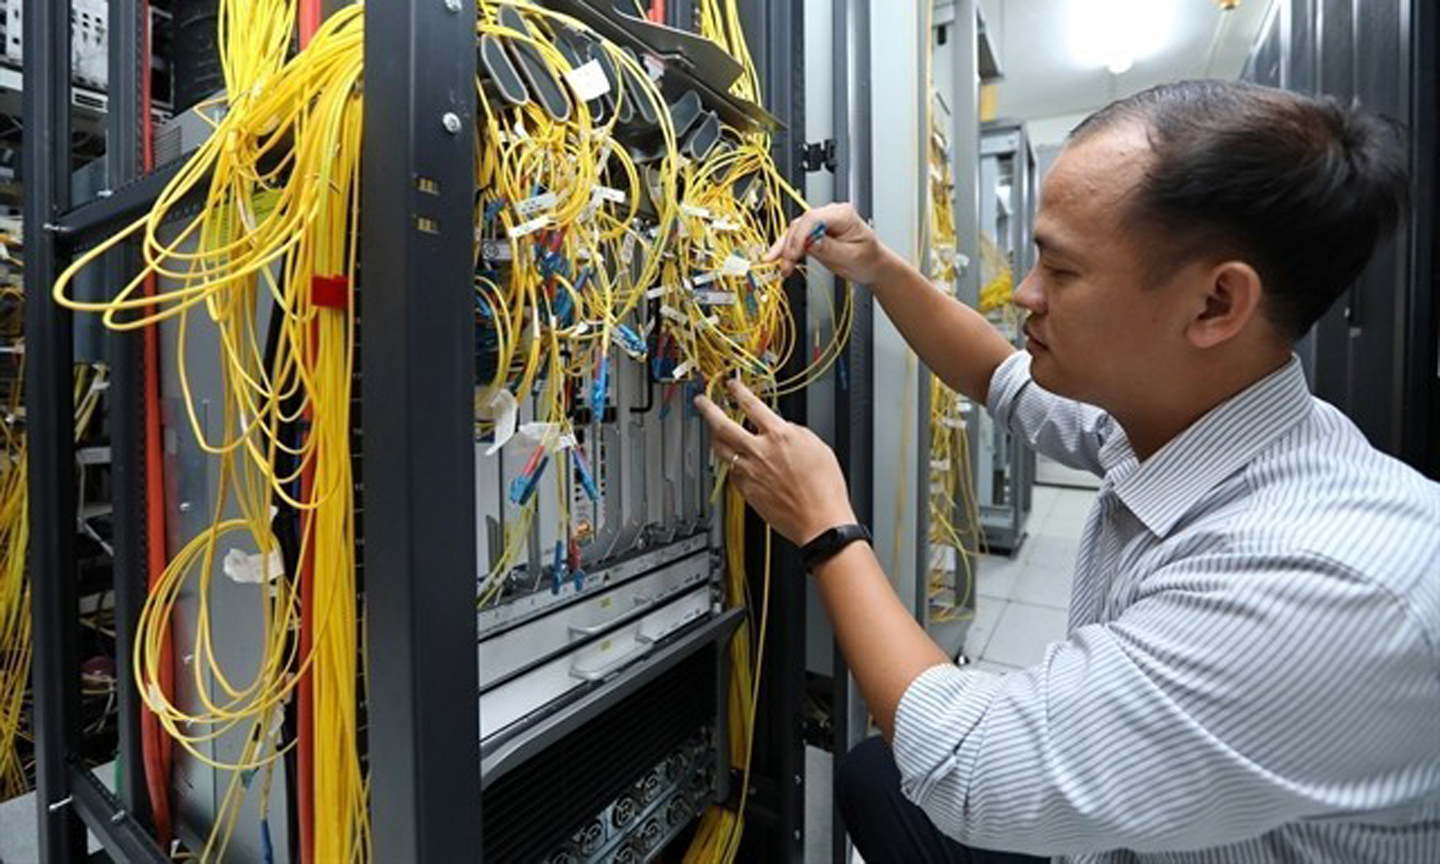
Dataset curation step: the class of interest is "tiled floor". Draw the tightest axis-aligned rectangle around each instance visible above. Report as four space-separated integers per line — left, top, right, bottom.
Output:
962 484 1097 673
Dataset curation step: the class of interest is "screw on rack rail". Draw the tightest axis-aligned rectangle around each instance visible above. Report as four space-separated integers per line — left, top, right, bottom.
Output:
442 112 462 134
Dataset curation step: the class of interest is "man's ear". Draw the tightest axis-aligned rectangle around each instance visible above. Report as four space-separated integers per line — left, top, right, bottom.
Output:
1187 260 1264 349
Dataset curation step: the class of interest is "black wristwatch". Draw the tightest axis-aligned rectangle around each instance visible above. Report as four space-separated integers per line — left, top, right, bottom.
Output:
800 523 872 572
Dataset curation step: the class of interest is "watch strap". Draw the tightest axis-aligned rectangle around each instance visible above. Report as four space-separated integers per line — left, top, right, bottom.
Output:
800 523 872 572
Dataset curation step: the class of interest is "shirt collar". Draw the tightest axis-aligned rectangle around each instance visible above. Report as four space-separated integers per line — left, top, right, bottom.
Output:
1111 356 1313 537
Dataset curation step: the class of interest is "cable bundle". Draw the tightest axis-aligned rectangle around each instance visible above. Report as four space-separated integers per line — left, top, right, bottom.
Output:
0 283 27 799
924 1 981 623
51 0 844 858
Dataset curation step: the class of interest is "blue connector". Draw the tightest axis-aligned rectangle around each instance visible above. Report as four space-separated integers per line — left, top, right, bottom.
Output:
483 198 506 226
590 355 610 414
508 454 550 506
614 324 645 356
551 540 566 595
573 449 599 501
553 287 575 327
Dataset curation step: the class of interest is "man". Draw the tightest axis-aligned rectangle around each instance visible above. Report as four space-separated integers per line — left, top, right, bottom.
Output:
693 80 1440 862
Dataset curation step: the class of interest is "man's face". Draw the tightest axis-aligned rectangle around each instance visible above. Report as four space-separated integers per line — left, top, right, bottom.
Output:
1012 123 1204 410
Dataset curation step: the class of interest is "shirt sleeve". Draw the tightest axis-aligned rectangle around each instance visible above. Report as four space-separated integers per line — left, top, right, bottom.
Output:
890 550 1440 857
987 352 1112 476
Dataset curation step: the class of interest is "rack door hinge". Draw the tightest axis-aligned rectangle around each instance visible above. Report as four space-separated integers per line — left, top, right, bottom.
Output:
799 139 837 173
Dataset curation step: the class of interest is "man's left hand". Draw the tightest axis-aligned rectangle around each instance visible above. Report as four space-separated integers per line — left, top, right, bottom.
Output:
693 379 857 546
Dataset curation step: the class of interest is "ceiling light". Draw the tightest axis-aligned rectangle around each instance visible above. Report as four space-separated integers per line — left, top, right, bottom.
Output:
1069 0 1176 73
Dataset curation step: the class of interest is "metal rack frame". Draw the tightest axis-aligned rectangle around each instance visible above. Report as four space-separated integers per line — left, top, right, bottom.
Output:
23 0 813 860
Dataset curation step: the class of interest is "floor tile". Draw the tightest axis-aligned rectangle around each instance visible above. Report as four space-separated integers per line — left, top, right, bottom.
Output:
1010 561 1076 610
974 553 1024 601
1021 534 1082 572
982 603 1069 668
962 598 1007 660
1036 457 1102 490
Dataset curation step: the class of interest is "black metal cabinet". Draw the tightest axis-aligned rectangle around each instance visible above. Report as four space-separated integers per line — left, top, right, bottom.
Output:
1243 0 1440 478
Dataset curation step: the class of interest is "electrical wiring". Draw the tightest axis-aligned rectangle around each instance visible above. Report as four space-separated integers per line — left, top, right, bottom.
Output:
0 285 112 799
50 0 845 858
924 0 982 623
0 286 27 800
52 0 366 858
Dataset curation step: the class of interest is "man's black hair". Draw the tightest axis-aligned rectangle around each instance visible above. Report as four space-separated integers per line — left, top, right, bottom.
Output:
1071 79 1409 340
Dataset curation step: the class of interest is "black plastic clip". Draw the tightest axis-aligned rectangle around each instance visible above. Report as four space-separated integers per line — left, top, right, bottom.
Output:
799 139 837 173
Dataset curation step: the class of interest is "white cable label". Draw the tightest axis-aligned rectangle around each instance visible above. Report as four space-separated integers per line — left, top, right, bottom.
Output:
721 255 751 276
592 186 627 205
681 204 711 220
482 388 520 455
645 285 666 300
671 359 694 379
695 291 736 306
514 192 558 218
508 215 552 239
692 272 719 286
660 305 688 325
222 548 285 585
565 59 612 101
712 217 741 232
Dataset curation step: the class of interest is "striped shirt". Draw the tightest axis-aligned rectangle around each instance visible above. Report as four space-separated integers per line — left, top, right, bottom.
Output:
892 351 1440 862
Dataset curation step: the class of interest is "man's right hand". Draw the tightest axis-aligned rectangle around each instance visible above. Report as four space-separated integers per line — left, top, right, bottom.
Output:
765 202 893 285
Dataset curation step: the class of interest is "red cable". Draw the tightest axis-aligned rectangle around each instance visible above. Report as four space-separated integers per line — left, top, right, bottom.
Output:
650 1 666 24
136 0 175 847
299 0 321 48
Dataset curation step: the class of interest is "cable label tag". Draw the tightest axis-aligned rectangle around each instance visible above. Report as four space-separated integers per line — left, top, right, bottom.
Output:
517 422 576 452
721 255 751 276
481 238 514 261
941 416 966 429
592 186 627 205
681 204 712 220
692 271 719 286
671 359 694 379
753 269 781 285
508 215 553 239
565 59 612 101
481 388 520 455
712 217 741 232
660 305 688 325
695 291 736 306
222 548 285 586
621 231 638 265
514 192 559 218
645 285 667 300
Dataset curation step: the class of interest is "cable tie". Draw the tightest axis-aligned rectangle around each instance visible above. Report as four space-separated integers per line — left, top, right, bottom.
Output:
311 275 349 309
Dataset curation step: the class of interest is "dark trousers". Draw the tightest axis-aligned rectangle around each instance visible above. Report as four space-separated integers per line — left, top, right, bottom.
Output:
836 737 1047 864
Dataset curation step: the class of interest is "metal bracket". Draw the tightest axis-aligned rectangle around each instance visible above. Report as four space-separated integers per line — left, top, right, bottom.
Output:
799 139 837 173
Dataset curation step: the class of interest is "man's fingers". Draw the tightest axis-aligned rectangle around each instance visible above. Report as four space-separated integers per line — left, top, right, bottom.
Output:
726 379 785 434
694 394 760 452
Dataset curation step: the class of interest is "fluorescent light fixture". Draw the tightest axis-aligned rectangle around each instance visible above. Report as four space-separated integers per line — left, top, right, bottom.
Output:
1069 0 1177 74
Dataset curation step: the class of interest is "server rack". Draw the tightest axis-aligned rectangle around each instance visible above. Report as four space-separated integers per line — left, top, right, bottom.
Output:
23 1 815 861
1243 0 1439 479
971 119 1035 555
